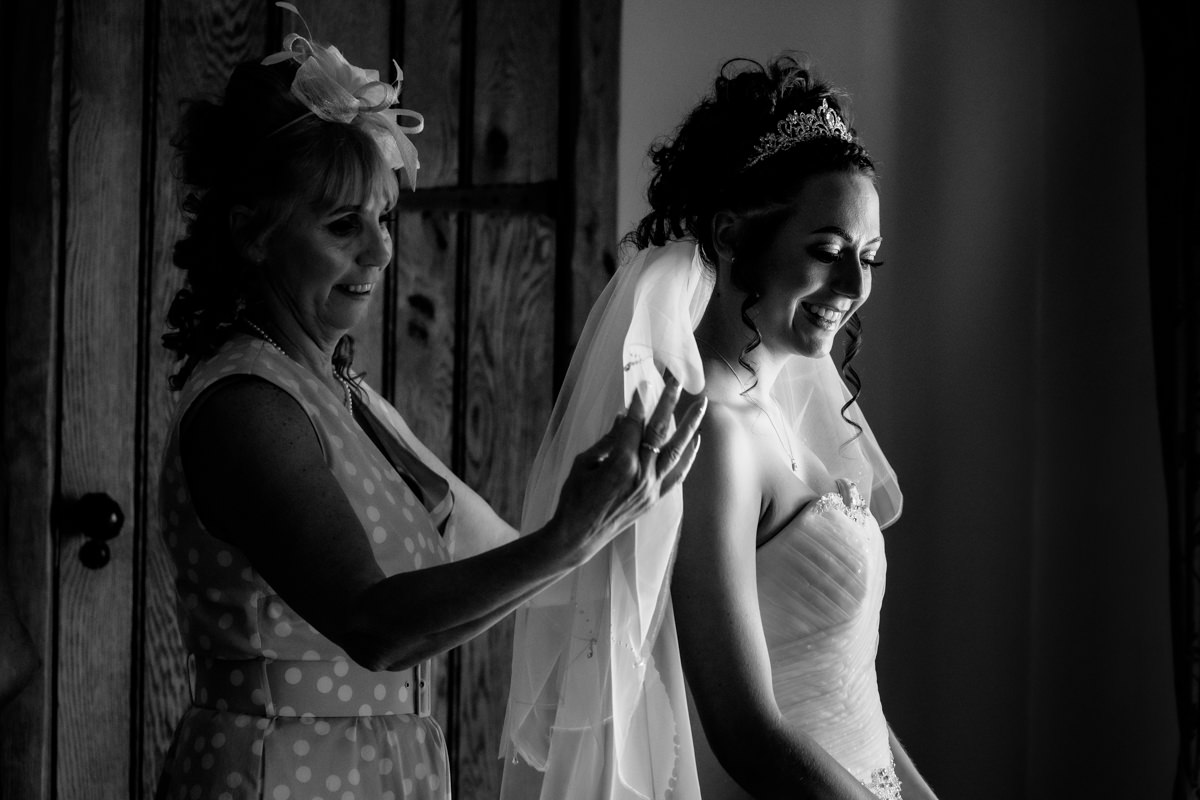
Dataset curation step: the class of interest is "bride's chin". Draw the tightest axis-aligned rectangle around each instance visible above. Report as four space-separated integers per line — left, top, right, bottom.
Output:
786 331 835 360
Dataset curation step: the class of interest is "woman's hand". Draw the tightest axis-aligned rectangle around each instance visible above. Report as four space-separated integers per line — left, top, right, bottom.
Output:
549 372 706 566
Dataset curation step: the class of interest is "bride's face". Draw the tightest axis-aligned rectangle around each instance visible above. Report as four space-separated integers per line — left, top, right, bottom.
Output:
749 170 881 360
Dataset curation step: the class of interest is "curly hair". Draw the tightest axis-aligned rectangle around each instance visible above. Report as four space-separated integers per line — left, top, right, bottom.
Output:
163 59 396 389
626 54 876 428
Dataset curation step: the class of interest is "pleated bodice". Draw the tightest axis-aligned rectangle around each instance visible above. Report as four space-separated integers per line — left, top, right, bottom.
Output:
755 494 891 781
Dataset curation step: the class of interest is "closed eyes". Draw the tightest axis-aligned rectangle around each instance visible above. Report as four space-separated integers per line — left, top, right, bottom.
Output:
807 246 883 269
327 210 396 237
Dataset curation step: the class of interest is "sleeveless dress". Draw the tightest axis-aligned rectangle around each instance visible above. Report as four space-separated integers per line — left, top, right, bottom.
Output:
157 334 462 800
688 492 901 800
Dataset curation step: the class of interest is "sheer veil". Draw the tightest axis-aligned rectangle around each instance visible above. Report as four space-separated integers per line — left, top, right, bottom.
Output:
499 240 901 800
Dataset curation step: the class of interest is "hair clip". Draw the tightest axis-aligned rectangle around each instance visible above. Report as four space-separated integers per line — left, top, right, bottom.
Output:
262 2 423 188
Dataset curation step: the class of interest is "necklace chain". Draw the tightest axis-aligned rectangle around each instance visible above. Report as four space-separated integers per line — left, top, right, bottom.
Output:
243 320 354 416
700 343 798 473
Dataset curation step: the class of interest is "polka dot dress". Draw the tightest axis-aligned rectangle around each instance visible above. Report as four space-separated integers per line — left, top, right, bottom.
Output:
157 335 453 800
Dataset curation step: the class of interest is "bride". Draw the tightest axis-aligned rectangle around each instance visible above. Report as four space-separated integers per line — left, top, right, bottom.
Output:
501 56 939 799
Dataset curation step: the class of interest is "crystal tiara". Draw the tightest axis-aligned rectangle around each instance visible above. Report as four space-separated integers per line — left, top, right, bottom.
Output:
743 98 854 170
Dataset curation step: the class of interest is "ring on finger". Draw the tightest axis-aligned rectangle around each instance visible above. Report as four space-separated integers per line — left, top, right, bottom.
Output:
639 441 662 455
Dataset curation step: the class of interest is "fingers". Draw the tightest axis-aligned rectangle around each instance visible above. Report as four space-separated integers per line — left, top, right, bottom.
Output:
657 433 702 497
594 374 707 493
642 371 682 447
611 391 646 457
635 371 690 478
656 395 706 475
625 388 647 423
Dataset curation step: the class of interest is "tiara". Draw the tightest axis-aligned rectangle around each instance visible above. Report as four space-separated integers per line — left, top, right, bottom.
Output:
743 98 853 170
262 2 424 188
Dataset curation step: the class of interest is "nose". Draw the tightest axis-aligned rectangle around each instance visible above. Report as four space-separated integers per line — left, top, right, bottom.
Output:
359 221 393 269
830 254 867 299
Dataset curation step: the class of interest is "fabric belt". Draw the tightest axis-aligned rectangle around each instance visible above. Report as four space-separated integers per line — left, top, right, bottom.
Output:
191 656 432 718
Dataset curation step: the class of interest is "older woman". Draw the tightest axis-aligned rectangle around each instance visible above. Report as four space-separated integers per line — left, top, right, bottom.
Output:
155 12 704 800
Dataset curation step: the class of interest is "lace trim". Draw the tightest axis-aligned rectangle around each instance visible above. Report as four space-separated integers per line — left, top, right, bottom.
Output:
812 489 873 526
861 759 902 800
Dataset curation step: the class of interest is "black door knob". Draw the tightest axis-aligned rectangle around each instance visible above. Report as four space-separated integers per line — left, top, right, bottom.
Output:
59 492 125 569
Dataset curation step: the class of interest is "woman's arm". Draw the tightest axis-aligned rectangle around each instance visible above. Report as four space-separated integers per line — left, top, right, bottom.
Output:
182 375 703 672
672 403 877 800
888 727 938 800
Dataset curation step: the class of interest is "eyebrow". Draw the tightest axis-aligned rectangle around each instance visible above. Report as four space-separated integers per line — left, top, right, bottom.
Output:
324 202 397 216
811 225 882 245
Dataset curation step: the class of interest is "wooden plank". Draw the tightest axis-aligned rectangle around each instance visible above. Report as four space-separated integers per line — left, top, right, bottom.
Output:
300 0 392 70
568 0 620 344
389 208 459 734
55 0 145 797
457 212 556 797
463 214 556 525
301 0 394 386
403 182 557 214
473 0 560 185
391 211 459 463
0 0 62 797
139 2 270 795
400 0 465 760
403 0 462 189
453 4 562 793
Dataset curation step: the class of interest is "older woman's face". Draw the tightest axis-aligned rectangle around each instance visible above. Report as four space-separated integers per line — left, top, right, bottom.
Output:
260 185 395 339
749 170 880 360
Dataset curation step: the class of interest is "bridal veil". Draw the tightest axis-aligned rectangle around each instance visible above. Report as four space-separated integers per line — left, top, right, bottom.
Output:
499 240 901 799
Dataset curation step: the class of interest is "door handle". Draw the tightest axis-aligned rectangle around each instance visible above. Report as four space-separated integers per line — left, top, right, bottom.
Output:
59 492 125 569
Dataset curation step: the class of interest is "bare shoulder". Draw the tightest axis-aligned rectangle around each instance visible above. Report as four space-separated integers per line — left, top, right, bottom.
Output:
182 376 327 472
680 395 763 537
180 376 329 541
688 397 760 491
183 376 316 452
694 397 749 447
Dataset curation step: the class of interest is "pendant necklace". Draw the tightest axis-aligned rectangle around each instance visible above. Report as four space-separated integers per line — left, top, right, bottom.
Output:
700 342 798 473
243 319 354 416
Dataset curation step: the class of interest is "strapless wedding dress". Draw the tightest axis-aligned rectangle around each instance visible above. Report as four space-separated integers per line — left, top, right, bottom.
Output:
689 492 901 800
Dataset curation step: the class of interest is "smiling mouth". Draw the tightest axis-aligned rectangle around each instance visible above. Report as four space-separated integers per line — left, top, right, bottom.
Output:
800 302 847 331
336 283 375 297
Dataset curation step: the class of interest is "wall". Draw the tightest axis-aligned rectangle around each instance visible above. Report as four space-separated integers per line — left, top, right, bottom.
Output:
619 1 1176 797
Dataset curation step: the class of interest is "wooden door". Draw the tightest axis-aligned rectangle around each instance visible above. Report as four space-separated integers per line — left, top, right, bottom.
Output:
0 1 618 798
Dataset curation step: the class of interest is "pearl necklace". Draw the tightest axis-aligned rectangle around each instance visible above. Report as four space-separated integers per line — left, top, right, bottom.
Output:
243 320 354 416
702 344 798 473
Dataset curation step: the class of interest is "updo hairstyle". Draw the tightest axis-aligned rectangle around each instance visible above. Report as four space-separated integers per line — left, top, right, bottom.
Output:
163 59 396 389
628 54 876 419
